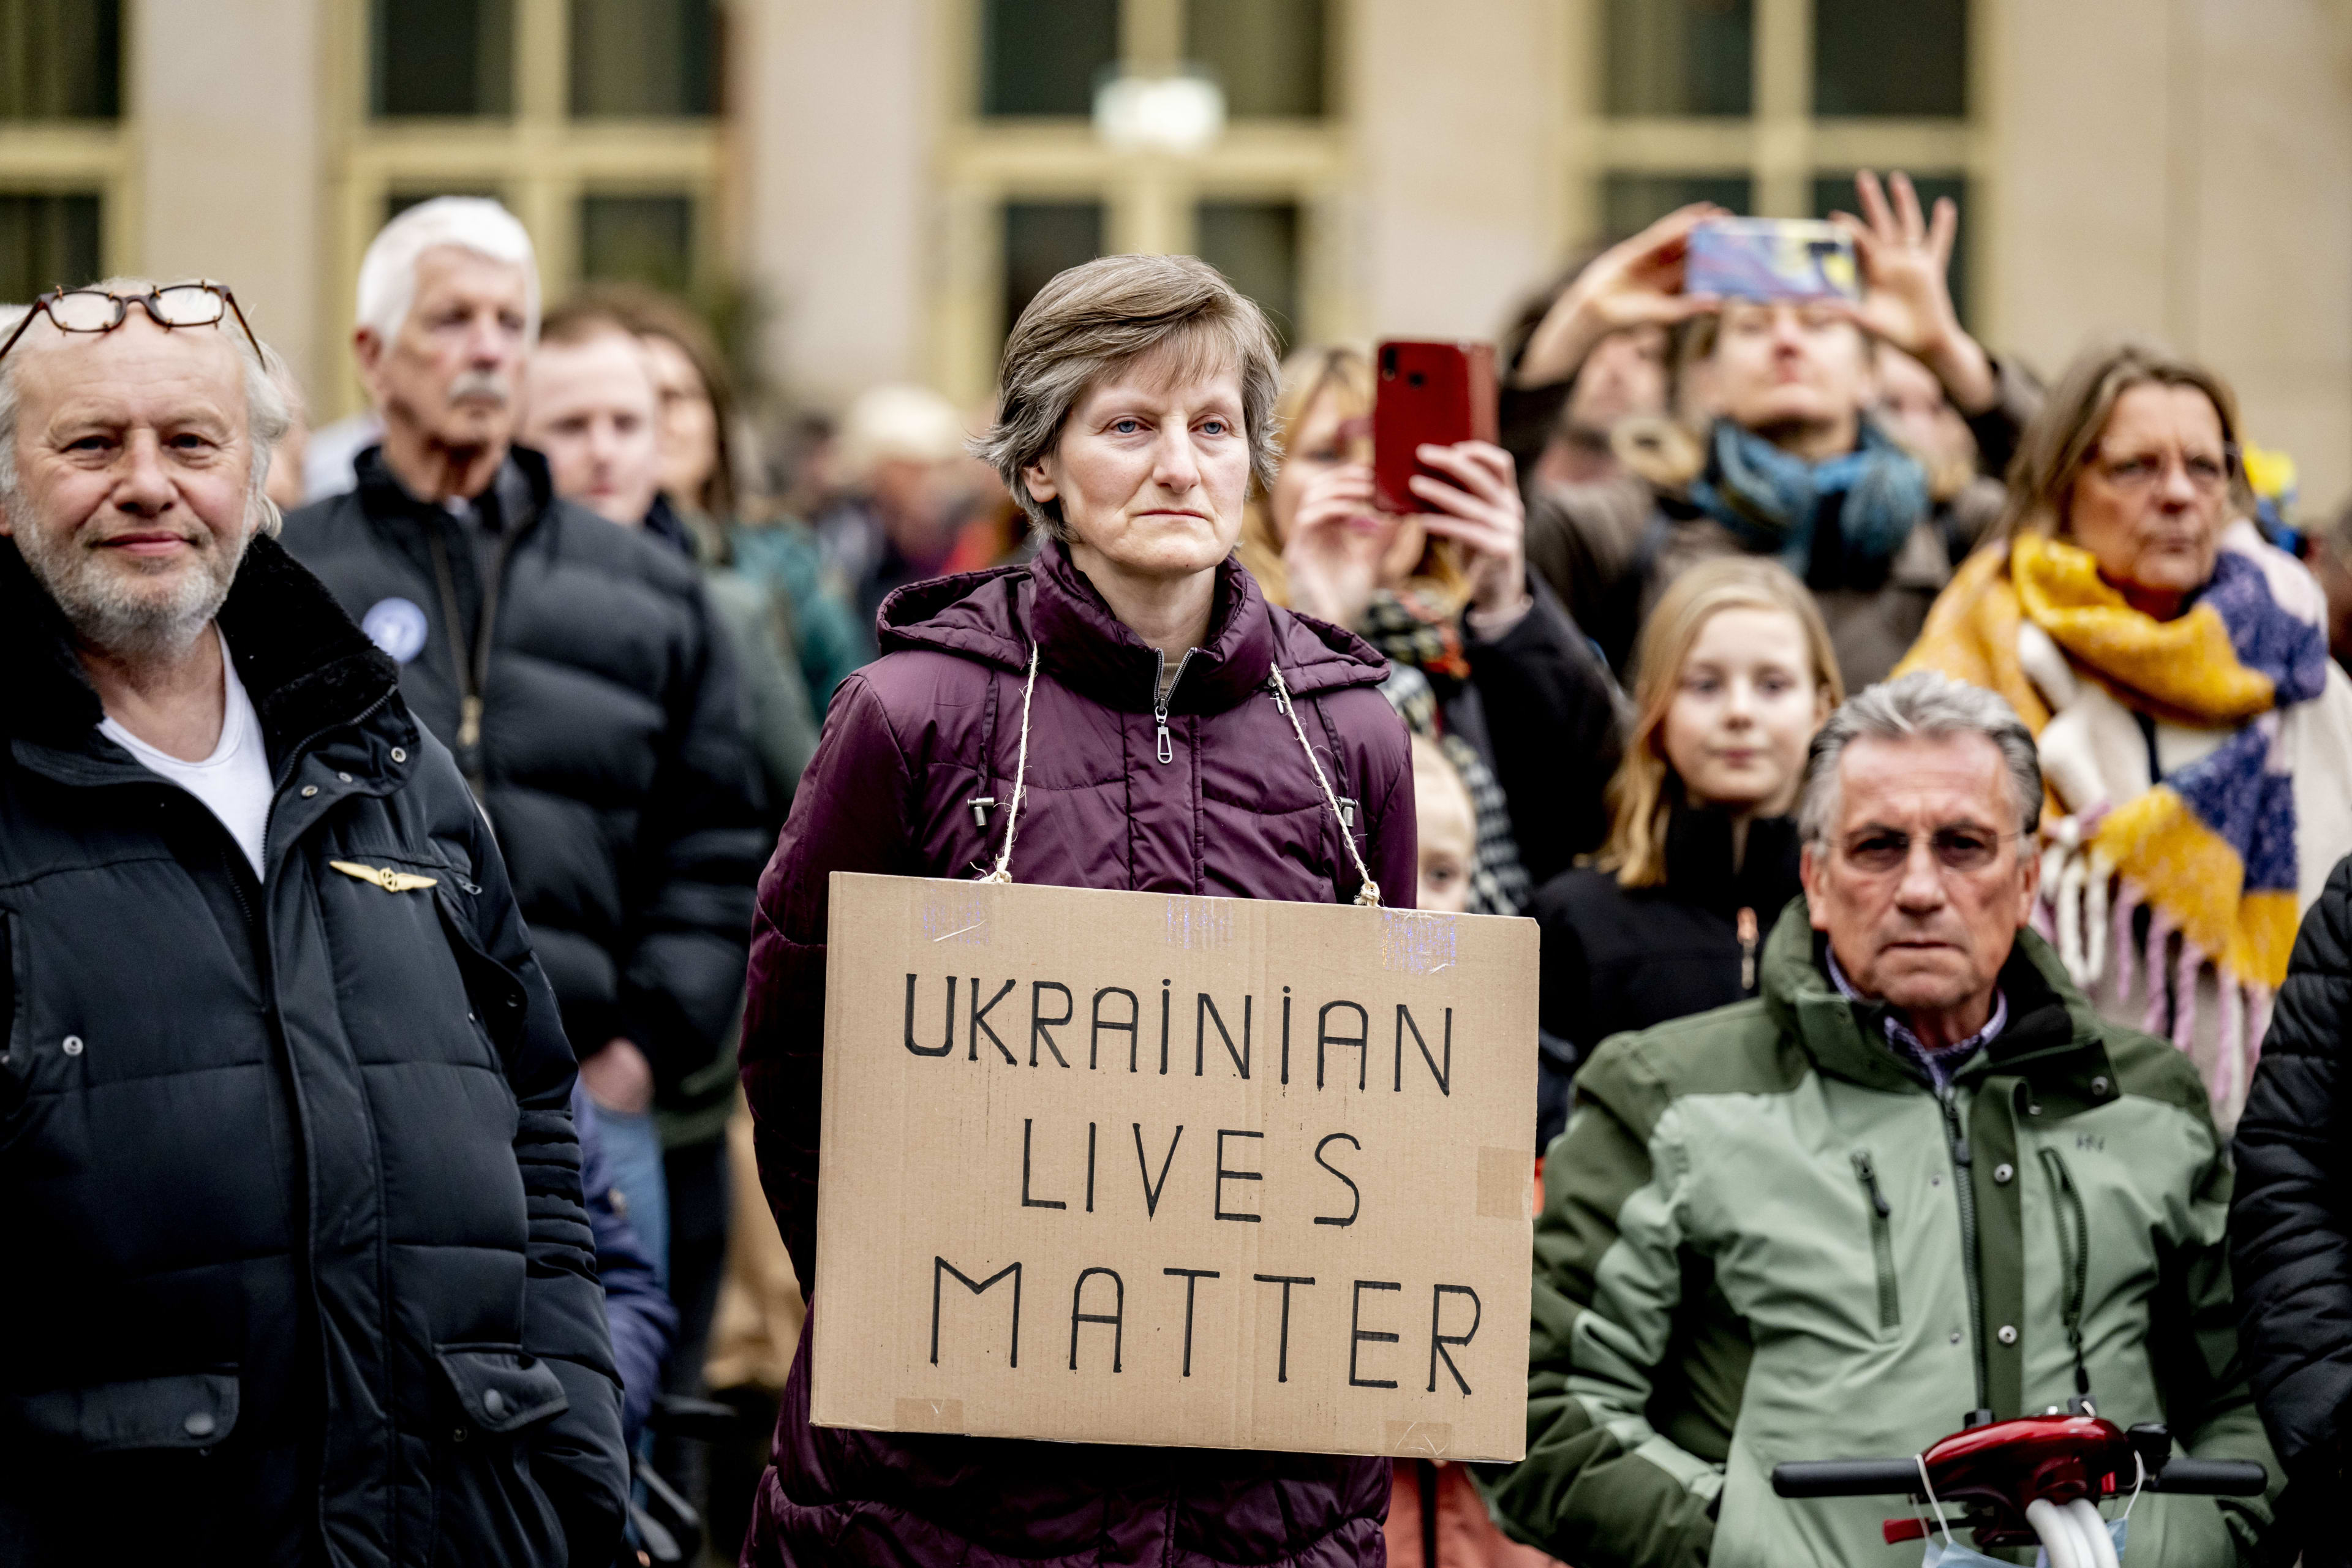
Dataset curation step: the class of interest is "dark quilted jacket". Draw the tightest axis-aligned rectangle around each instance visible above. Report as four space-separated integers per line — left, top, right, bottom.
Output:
2234 854 2352 1479
0 537 627 1566
283 448 766 1123
739 541 1414 1566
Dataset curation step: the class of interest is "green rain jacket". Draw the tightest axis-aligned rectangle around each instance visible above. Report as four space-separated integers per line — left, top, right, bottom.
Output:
1487 902 2279 1568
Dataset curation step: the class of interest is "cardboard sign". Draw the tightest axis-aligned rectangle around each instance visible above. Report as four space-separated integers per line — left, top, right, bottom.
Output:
810 872 1537 1462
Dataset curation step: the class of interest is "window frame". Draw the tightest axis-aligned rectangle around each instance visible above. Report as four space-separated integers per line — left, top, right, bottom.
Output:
320 0 726 419
930 0 1348 405
1561 0 1994 337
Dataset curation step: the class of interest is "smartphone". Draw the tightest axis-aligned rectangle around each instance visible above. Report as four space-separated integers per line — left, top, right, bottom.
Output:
1684 218 1861 303
1373 340 1499 514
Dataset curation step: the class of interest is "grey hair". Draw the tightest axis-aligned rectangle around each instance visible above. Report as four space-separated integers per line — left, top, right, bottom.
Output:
1798 671 2043 843
973 253 1283 541
0 280 294 537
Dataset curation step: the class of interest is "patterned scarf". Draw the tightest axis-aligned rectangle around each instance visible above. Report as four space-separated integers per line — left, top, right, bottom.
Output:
1899 532 2330 989
1688 418 1931 582
1357 587 1474 684
1381 664 1531 916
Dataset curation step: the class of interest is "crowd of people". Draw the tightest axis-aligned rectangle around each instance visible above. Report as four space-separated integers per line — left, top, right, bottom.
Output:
7 168 2352 1568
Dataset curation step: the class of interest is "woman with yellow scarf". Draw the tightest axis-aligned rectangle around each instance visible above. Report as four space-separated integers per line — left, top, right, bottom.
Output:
1898 340 2352 1123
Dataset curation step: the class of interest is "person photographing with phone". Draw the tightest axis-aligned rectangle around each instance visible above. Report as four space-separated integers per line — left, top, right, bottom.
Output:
1235 342 1625 899
1512 171 2040 688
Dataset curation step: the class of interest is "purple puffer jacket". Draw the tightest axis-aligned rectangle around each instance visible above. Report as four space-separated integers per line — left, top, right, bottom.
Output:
740 541 1414 1566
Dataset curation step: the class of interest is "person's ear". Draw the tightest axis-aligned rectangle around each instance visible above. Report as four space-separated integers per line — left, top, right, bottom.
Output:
1800 842 1830 930
1022 457 1060 507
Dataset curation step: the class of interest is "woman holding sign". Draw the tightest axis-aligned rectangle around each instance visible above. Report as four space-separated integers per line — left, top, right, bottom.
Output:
739 254 1414 1565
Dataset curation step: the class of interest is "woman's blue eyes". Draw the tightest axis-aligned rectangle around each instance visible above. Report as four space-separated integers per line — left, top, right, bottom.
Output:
1107 416 1233 437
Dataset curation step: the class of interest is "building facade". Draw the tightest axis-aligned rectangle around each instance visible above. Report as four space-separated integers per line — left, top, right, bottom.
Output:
5 0 2348 509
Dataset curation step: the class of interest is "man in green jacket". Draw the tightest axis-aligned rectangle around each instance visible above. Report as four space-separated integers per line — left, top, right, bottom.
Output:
1488 671 2278 1567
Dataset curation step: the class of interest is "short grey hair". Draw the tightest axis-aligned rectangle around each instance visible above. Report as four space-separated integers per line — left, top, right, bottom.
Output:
1799 671 2043 843
0 279 295 538
355 195 539 344
973 252 1282 540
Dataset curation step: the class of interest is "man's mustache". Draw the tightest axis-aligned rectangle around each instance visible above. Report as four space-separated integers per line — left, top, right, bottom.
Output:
447 371 510 406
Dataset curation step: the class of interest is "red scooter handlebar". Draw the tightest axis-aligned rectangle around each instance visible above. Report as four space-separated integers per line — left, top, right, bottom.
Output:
1772 1455 2266 1499
1768 1415 2267 1549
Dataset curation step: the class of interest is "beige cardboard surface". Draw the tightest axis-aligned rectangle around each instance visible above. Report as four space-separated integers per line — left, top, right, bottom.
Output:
810 872 1537 1461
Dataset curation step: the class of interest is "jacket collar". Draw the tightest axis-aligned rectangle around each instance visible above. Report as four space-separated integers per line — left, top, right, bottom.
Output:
355 441 555 533
1660 805 1803 920
1027 541 1275 714
876 541 1387 716
1758 898 2108 1098
1 532 407 772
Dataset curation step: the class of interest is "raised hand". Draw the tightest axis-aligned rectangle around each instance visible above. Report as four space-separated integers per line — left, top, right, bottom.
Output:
1409 440 1529 625
1826 170 1998 415
1517 202 1727 388
1281 461 1389 630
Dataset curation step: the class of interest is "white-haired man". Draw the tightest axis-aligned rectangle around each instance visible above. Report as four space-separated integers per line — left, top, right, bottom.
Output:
0 280 627 1564
282 200 767 1319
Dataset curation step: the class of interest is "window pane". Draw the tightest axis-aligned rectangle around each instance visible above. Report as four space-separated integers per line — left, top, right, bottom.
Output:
372 0 514 118
1812 173 1968 324
1604 0 1752 117
1188 0 1323 118
581 194 694 295
571 0 714 117
1002 202 1102 341
1602 173 1752 239
1813 0 1966 118
981 0 1118 116
1196 202 1300 353
385 187 503 226
0 0 119 119
0 192 100 298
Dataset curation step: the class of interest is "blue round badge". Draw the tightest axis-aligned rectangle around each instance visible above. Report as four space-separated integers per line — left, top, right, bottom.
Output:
360 597 430 664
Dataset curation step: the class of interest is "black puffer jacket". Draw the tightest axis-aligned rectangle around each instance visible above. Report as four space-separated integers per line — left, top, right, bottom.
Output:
2233 854 2352 1487
284 448 766 1122
0 537 627 1566
1526 807 1802 1149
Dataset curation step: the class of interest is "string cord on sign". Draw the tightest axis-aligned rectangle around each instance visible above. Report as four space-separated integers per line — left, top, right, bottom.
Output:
973 646 1380 908
1267 665 1381 907
976 644 1042 884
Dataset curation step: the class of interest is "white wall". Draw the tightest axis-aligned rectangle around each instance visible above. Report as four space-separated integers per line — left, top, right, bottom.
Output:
135 0 323 401
1991 0 2352 510
1349 0 1569 342
737 0 935 409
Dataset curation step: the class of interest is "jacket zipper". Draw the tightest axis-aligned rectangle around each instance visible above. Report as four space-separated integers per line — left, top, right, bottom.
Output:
1152 648 1196 766
1851 1151 1901 1330
2039 1146 2094 1405
1938 1084 1993 1423
1737 907 1760 994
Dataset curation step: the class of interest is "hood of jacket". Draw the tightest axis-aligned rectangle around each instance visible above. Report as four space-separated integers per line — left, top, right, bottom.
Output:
875 539 1389 713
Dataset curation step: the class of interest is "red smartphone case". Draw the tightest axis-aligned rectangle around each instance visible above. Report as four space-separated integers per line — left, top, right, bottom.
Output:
1373 340 1499 514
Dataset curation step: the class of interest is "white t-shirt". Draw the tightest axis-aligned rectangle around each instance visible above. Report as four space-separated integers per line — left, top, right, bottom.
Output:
100 627 273 878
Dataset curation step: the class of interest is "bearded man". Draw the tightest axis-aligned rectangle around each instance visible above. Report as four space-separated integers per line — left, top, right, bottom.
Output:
0 281 627 1567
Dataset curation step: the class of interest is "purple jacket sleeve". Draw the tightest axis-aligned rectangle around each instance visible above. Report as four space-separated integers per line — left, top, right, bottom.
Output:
1339 685 1420 913
740 674 915 1291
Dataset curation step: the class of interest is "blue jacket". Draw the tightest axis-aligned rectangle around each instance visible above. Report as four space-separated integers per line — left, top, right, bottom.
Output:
573 1085 676 1444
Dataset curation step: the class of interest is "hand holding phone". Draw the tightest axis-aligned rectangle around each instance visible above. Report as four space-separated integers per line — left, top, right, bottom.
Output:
1373 340 1499 514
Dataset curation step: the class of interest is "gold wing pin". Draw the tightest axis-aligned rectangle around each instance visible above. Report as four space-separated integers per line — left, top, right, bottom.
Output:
329 860 440 894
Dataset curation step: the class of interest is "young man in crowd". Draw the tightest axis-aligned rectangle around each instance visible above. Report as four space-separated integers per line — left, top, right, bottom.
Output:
0 281 627 1562
1487 673 2278 1567
281 200 767 1352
